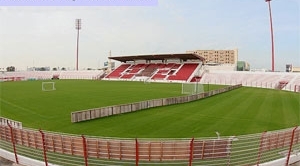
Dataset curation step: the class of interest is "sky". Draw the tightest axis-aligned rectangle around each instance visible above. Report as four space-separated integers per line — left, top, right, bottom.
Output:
0 0 299 71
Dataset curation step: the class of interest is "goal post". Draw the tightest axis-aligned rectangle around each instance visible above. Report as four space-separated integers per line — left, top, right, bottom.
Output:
294 85 300 92
42 82 56 91
182 82 204 95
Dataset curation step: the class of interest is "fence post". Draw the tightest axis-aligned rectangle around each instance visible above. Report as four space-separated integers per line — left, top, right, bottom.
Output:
82 135 88 166
189 137 194 166
39 129 48 166
7 122 19 164
135 138 139 166
286 126 298 166
256 131 267 166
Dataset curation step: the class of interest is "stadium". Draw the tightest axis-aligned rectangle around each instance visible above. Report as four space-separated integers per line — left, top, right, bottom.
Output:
0 51 300 166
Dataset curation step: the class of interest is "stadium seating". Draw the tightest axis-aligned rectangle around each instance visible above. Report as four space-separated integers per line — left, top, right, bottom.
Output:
0 70 104 81
59 70 103 79
190 76 202 82
200 71 300 91
103 62 202 82
105 64 131 78
168 63 199 81
150 64 177 80
135 64 158 77
151 73 167 80
120 73 135 79
277 81 289 90
1 71 53 80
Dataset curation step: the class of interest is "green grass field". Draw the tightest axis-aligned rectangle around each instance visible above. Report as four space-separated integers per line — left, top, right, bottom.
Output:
0 80 299 138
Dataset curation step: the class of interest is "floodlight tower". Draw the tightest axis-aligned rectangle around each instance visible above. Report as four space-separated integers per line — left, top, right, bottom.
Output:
75 19 82 71
265 0 275 72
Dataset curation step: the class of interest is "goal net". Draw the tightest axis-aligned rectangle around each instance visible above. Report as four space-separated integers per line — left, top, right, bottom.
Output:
42 82 56 91
182 82 204 95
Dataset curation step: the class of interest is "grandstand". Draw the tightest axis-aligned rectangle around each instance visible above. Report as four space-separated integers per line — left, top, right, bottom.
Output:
103 53 300 92
103 53 204 82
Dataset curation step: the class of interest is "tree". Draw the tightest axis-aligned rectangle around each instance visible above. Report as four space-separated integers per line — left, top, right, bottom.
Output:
6 66 15 72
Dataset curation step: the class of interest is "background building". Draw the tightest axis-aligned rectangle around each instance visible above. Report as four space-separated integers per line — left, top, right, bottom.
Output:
286 64 300 72
186 49 239 71
186 49 238 65
286 64 292 72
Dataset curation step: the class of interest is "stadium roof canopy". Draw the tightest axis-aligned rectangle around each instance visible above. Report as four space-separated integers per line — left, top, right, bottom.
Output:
108 53 205 63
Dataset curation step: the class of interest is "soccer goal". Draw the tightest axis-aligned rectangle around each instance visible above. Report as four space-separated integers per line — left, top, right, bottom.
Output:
143 77 151 84
42 82 56 91
294 85 300 92
182 82 204 95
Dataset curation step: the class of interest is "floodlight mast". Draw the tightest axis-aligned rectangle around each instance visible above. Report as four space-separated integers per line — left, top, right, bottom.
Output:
75 19 82 71
265 0 275 72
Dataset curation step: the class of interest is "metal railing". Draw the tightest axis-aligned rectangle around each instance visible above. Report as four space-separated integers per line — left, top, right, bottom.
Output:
0 124 300 166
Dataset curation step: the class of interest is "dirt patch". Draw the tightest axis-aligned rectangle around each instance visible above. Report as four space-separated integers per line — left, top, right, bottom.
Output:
0 157 15 166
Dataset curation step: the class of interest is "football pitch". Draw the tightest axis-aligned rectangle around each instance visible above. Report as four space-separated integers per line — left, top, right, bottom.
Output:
0 80 299 138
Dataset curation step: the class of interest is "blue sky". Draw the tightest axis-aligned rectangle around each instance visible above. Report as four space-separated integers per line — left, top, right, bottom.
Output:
0 0 299 71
